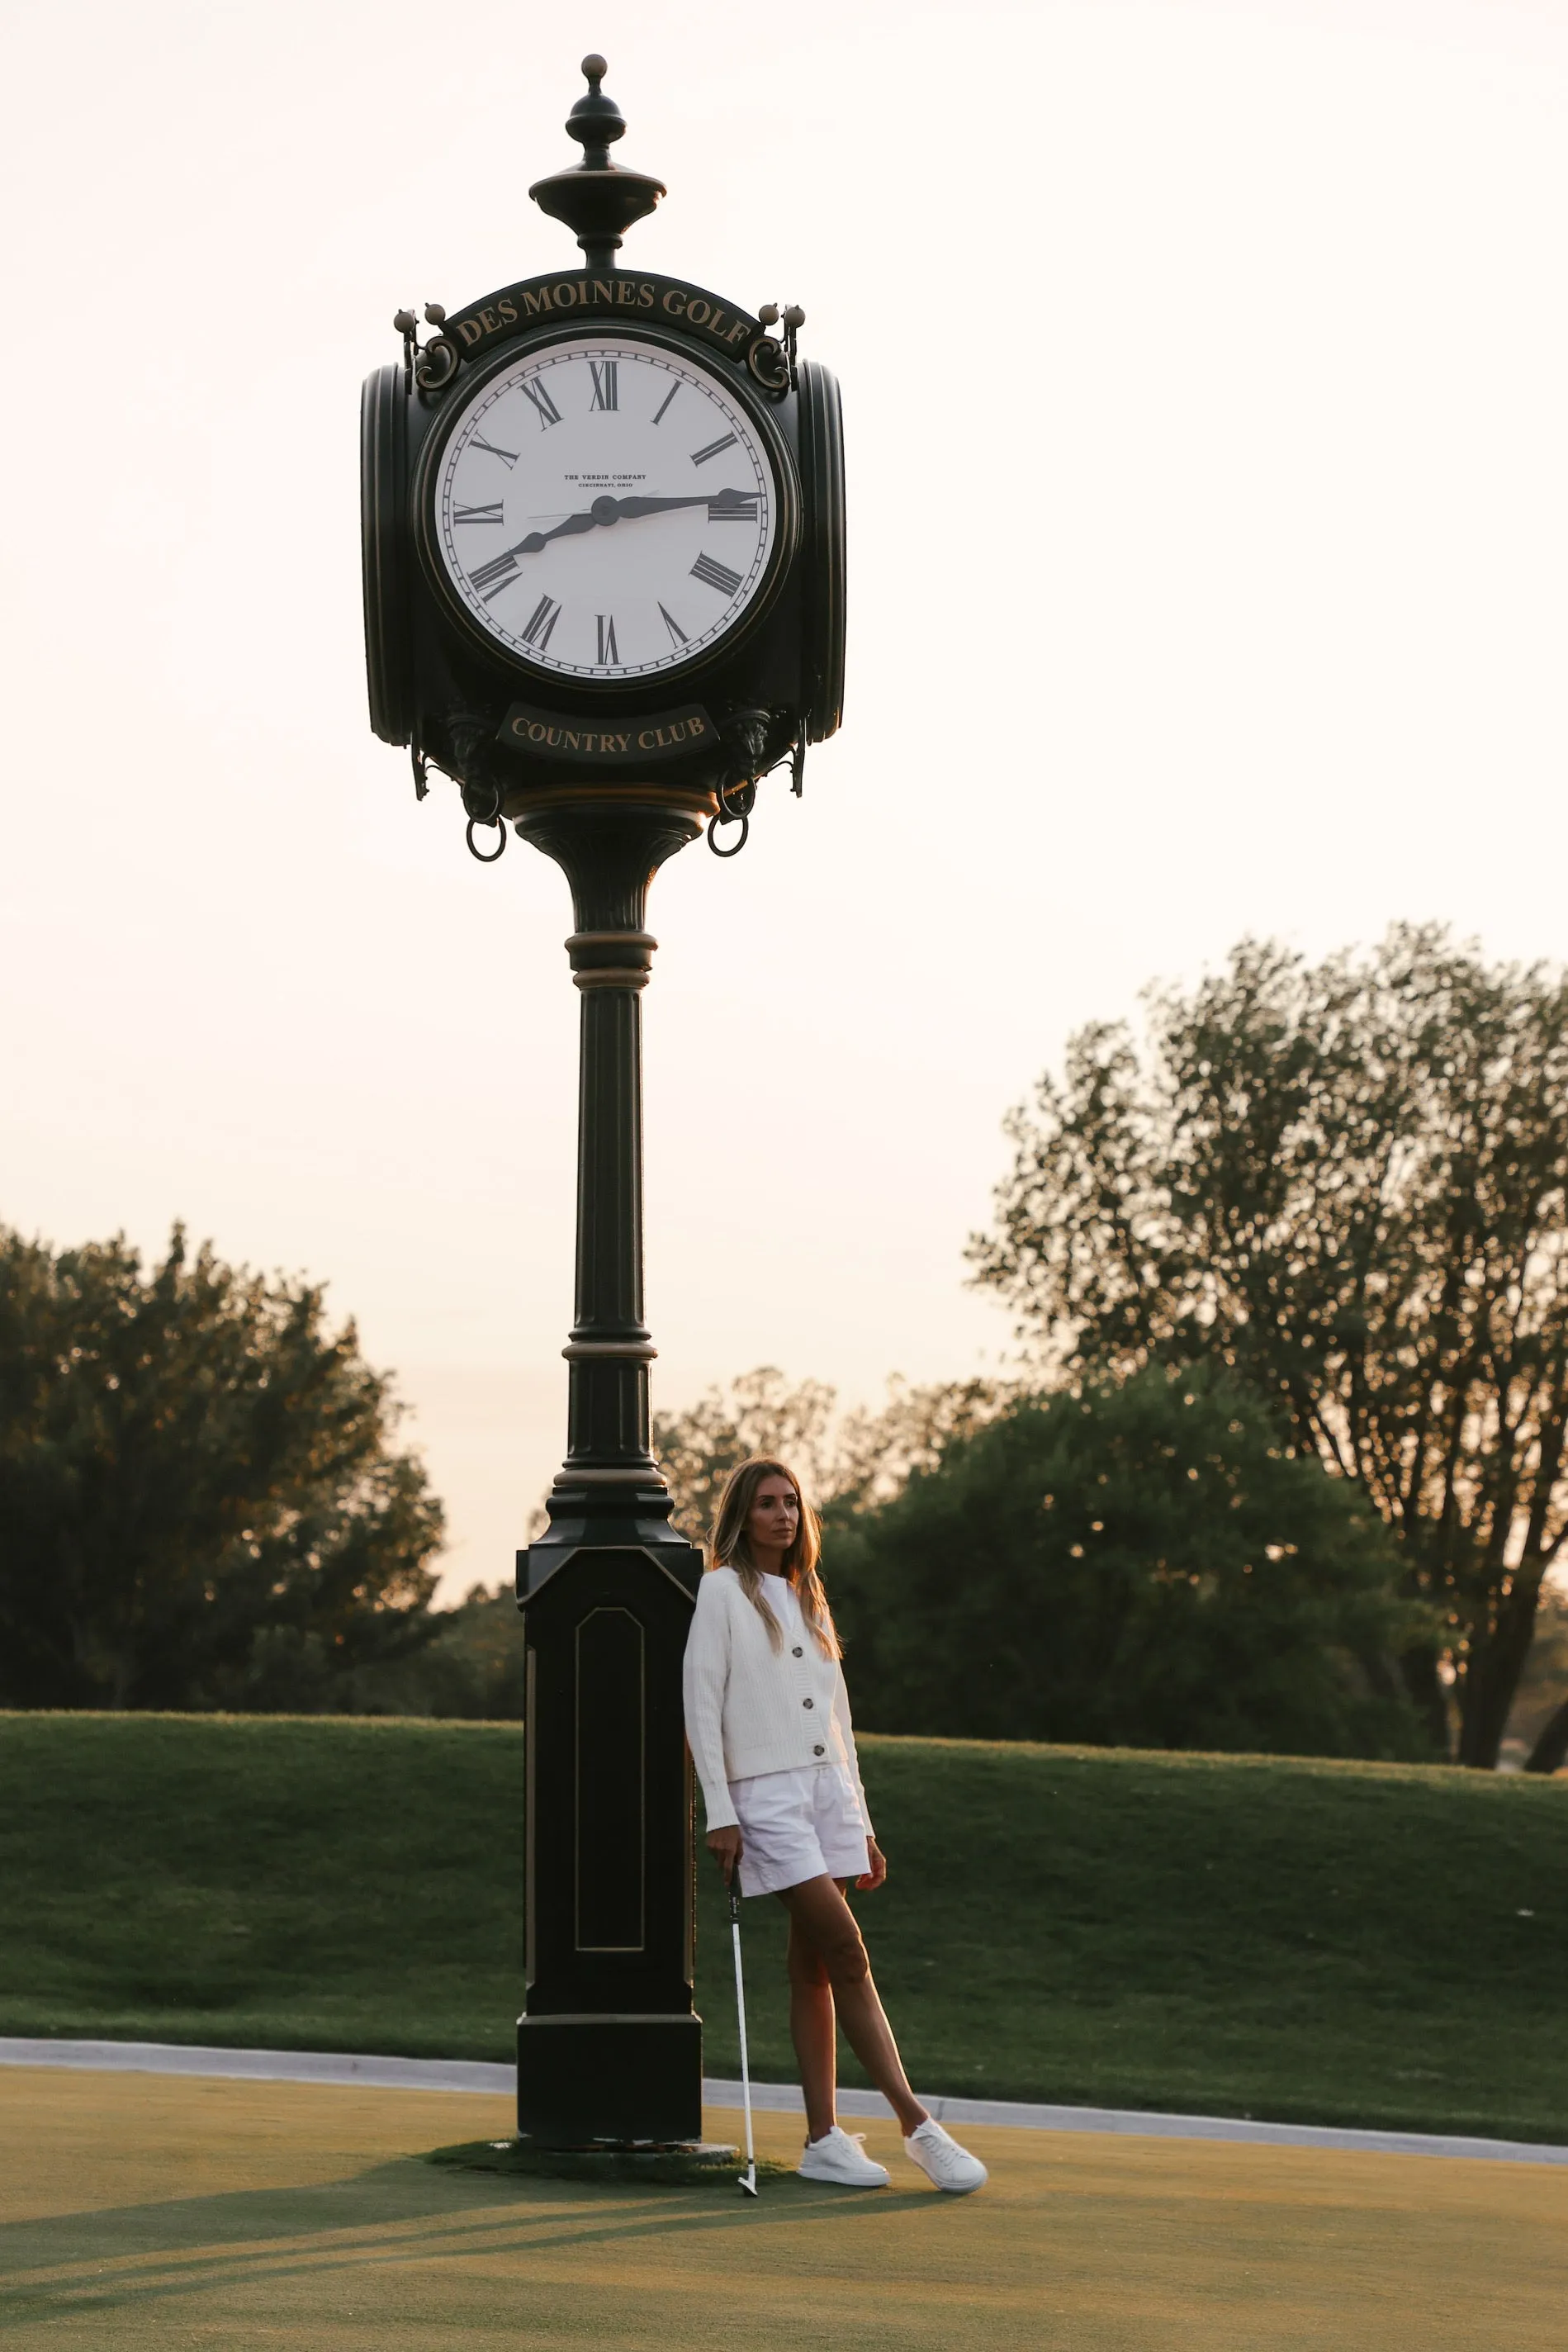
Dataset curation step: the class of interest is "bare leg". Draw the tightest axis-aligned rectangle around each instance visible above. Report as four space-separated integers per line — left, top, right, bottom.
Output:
784 1908 838 2143
777 1875 929 2138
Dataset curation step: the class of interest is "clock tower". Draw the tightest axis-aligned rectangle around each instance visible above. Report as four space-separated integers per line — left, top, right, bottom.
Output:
360 58 846 2150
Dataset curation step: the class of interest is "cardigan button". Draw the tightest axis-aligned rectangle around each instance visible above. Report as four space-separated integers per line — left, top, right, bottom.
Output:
803 1697 814 1709
812 1743 825 1757
792 1646 803 1657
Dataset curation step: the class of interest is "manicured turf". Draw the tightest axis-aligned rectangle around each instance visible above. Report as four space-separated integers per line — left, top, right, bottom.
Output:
3 1713 1567 2139
2 2069 1566 2350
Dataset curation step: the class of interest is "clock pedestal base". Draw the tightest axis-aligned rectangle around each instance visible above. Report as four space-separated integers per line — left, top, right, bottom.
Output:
517 2015 704 2149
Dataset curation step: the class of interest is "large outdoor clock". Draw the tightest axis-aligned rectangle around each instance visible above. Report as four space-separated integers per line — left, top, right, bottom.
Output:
361 60 844 827
419 334 796 686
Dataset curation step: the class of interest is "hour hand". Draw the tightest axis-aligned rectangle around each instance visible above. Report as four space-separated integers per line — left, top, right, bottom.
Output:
514 508 598 555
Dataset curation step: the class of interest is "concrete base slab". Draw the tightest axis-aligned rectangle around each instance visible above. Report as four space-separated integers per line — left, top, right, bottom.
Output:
424 2134 765 2188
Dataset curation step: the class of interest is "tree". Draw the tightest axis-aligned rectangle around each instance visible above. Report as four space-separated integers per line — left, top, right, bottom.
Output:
652 1365 1007 1544
1514 1590 1568 1774
283 1581 527 1720
969 925 1568 1766
0 1224 445 1709
823 1364 1430 1757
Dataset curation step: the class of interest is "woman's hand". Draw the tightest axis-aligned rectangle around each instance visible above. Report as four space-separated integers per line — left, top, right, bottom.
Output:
707 1824 744 1885
855 1839 888 1893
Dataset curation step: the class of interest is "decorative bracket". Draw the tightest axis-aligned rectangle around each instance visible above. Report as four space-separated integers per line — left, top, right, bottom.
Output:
393 302 459 398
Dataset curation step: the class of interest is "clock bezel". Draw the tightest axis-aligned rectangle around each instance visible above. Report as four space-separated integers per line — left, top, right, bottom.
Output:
411 321 801 693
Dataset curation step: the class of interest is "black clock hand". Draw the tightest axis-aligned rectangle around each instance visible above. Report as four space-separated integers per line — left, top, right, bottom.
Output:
514 508 601 555
612 489 756 519
509 486 755 556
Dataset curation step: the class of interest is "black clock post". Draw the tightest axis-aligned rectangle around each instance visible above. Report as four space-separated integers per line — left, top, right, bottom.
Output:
359 59 846 2150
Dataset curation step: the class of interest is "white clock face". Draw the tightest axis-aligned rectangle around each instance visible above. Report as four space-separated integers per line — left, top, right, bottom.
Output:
429 337 780 681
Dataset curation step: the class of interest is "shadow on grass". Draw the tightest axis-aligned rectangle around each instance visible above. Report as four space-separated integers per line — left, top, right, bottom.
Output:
0 2155 934 2322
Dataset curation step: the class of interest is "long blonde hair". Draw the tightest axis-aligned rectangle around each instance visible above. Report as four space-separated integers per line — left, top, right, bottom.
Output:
708 1456 841 1660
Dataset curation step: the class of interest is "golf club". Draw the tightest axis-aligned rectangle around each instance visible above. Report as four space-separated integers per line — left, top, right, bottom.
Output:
729 1862 759 2197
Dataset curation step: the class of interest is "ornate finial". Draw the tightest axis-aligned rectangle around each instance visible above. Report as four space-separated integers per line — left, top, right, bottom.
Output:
567 55 621 168
530 55 666 272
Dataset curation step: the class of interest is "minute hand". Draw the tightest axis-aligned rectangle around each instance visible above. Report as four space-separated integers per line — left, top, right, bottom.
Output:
611 489 756 519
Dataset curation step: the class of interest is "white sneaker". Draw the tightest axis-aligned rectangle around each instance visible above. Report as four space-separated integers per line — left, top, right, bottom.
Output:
796 2126 890 2187
904 2118 988 2193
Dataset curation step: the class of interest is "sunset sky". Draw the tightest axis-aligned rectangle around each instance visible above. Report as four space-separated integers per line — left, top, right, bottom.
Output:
3 0 1566 1598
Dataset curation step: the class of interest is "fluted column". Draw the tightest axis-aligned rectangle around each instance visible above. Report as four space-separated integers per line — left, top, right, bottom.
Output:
513 785 713 1564
563 927 656 1468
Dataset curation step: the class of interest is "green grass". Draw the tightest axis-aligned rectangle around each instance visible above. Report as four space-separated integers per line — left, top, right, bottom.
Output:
3 1712 1566 2142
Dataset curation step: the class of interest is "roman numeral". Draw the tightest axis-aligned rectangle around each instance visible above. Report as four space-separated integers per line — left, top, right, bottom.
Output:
690 552 743 595
589 360 618 411
520 593 561 649
708 492 758 522
470 434 518 467
519 376 562 429
595 614 620 665
470 550 520 599
652 381 680 425
658 603 689 648
453 502 505 525
689 431 737 467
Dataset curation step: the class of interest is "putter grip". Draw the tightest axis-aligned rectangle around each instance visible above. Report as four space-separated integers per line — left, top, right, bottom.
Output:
729 1860 743 1916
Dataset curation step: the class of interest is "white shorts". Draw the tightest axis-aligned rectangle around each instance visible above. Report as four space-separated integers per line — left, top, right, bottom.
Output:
729 1762 870 1897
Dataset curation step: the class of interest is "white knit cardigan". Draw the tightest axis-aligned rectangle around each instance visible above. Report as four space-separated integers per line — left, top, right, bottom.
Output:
681 1565 874 1836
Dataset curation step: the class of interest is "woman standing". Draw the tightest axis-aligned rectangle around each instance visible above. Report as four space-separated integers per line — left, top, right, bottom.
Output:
682 1455 987 2193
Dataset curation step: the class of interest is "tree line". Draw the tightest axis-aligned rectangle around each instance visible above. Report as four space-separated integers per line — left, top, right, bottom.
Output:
3 925 1567 1766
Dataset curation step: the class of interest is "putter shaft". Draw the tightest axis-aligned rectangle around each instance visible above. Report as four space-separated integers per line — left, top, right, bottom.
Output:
730 1869 758 2195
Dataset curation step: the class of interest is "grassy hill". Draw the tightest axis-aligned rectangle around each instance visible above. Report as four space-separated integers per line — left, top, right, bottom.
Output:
2 1712 1566 2141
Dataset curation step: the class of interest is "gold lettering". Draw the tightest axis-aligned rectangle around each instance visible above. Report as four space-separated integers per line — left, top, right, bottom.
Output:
613 733 629 752
455 317 484 348
662 288 688 315
565 731 581 751
708 308 727 336
618 280 637 305
521 287 553 316
591 280 615 304
554 281 577 307
637 728 658 749
685 298 711 326
528 723 547 743
479 306 501 334
498 296 517 323
689 714 708 736
637 282 655 308
725 319 750 344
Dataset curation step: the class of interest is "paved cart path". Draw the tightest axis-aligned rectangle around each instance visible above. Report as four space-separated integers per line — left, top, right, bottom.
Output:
2 2036 1566 2165
2 2068 1566 2350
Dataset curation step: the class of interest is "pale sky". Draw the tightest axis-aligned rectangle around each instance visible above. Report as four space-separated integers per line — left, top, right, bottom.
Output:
3 0 1566 1600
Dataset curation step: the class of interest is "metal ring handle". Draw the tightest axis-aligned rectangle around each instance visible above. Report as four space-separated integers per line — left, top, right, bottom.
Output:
708 771 754 857
466 813 508 863
707 808 749 858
